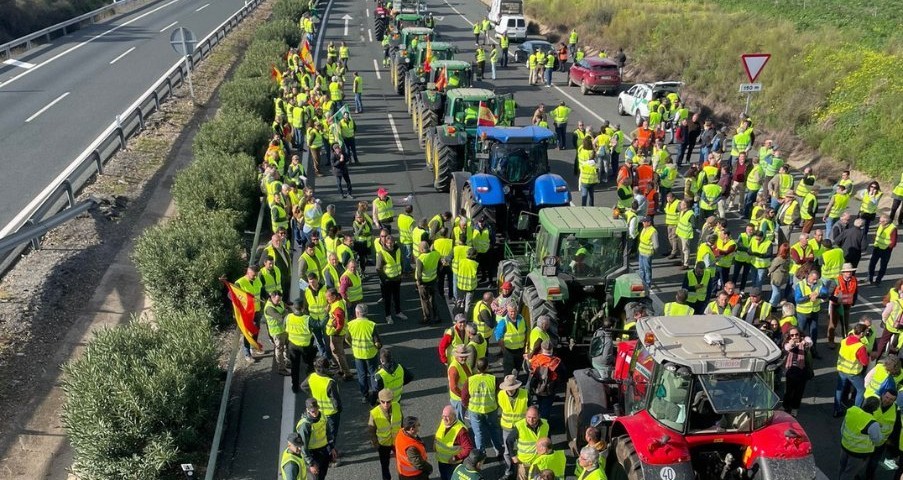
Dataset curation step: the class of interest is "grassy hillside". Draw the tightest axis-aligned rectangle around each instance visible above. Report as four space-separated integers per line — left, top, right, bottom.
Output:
0 0 111 43
525 0 902 177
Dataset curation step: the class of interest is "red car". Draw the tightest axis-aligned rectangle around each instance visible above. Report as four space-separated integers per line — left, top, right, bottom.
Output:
568 57 621 95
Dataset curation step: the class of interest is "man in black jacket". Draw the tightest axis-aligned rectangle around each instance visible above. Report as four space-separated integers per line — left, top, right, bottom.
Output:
678 113 702 166
330 143 353 198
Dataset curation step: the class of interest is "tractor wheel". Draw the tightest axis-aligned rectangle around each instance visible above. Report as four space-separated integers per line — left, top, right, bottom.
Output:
450 175 461 215
412 101 421 133
425 131 434 170
522 284 559 343
496 259 524 298
405 77 413 111
609 435 643 480
419 108 436 148
395 65 407 95
462 182 496 228
433 139 454 192
565 378 584 454
374 20 385 41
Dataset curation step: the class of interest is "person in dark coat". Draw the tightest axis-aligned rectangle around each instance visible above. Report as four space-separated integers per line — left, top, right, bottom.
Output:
837 217 868 267
330 143 353 198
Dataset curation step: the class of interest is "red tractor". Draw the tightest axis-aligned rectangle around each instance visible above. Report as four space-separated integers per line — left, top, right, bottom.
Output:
566 314 817 480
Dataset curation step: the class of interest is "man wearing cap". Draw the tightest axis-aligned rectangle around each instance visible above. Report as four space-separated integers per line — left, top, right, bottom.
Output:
738 288 771 324
435 404 474 480
415 240 441 324
495 302 528 376
829 263 859 349
286 302 317 393
448 344 473 422
439 314 469 365
395 416 432 480
498 374 528 478
373 347 414 403
346 304 382 404
452 449 486 480
373 188 395 232
637 216 658 290
510 406 549 480
294 397 338 479
527 340 562 420
463 357 504 455
369 389 403 480
264 290 291 375
281 433 310 480
527 437 566 479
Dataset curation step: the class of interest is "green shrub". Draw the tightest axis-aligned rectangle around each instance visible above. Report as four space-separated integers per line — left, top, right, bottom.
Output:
133 212 245 319
234 39 289 79
193 107 271 158
172 151 260 229
63 310 220 479
255 17 303 48
219 76 279 122
272 0 309 23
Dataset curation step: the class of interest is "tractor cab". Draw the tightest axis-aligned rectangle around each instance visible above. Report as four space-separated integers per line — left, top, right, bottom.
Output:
411 42 457 73
475 126 554 185
443 88 509 130
429 60 473 90
395 0 427 14
597 315 816 480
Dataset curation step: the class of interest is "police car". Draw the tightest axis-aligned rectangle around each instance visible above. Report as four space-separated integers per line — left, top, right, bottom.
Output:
617 81 683 126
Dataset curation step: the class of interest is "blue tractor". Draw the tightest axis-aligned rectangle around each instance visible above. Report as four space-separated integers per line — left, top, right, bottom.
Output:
449 126 570 239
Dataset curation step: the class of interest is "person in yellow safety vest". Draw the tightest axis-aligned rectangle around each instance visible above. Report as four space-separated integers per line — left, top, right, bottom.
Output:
528 437 566 479
820 239 845 284
662 192 681 259
676 200 695 269
663 289 694 316
823 184 850 241
372 187 395 231
731 223 754 290
696 233 718 282
795 269 829 359
325 289 353 381
472 21 481 43
704 290 734 316
495 302 527 375
776 194 800 245
235 265 264 360
338 258 362 309
475 44 486 80
777 302 798 333
866 387 900 478
497 374 528 477
682 262 713 314
338 41 350 67
447 344 473 422
864 356 903 399
575 445 606 480
260 256 283 297
856 181 883 232
298 238 321 284
799 186 819 234
567 29 578 57
551 101 571 151
428 211 451 240
376 235 406 323
281 433 310 480
456 247 479 315
768 164 794 209
527 52 538 85
346 303 382 403
838 396 881 479
511 407 549 479
368 388 403 480
794 166 817 198
373 346 413 404
788 232 814 278
465 323 488 370
730 120 752 161
637 216 658 290
285 302 316 394
433 227 455 299
578 136 599 206
411 219 428 261
543 49 555 86
415 241 441 324
303 273 329 356
714 228 736 290
737 288 772 324
877 292 903 356
298 363 341 474
526 315 552 359
396 204 415 273
890 172 903 225
461 357 504 453
499 33 510 67
264 291 290 375
472 291 497 342
321 251 343 291
868 214 898 286
435 404 474 478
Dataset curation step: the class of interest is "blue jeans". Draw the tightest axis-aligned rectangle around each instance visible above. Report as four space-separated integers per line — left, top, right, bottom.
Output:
698 146 709 164
742 189 758 218
752 268 767 288
311 320 329 357
452 273 459 298
834 372 865 414
544 67 552 86
580 183 595 206
769 283 786 307
400 243 413 273
355 356 379 400
292 126 304 148
638 254 652 289
797 312 820 351
470 410 504 451
825 217 837 240
354 92 363 112
450 398 466 423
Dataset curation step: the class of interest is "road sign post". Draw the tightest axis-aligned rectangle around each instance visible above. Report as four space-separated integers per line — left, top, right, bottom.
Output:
740 53 770 116
170 27 198 99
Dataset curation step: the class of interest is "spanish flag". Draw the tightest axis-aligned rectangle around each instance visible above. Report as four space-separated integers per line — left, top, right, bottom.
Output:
423 41 432 72
224 281 261 351
271 65 283 85
435 66 448 91
300 39 317 74
477 101 497 127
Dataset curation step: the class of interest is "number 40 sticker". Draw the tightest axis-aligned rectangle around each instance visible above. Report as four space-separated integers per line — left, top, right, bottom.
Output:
660 467 676 480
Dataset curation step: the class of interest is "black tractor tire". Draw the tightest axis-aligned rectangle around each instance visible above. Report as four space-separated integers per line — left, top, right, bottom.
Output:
412 99 421 133
497 259 525 299
395 64 407 95
419 108 437 148
565 377 584 454
374 20 386 41
405 77 413 112
433 139 454 192
522 284 559 344
608 435 643 480
462 182 496 229
425 130 435 170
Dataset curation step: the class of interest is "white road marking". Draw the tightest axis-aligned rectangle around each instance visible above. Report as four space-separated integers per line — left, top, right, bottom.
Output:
25 92 70 123
365 8 370 17
387 114 404 152
0 0 182 89
2 59 36 69
444 0 473 26
159 21 178 32
373 58 381 80
109 46 137 65
196 2 210 11
277 377 294 480
368 28 373 43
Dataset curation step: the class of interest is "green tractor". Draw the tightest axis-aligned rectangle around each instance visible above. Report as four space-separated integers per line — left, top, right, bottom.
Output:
404 42 459 114
390 27 434 95
497 207 651 356
423 88 515 192
411 60 473 147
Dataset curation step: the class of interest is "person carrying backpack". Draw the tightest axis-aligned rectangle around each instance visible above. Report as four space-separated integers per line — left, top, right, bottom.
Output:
526 341 564 420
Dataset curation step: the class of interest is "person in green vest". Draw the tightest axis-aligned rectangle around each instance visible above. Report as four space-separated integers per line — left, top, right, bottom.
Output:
352 71 364 113
543 49 555 86
435 404 475 480
838 396 881 479
368 388 404 480
528 437 566 479
494 302 527 376
663 289 694 316
497 374 527 477
890 172 903 225
451 449 486 480
265 290 290 375
294 396 338 479
868 214 897 286
499 32 509 67
567 29 578 58
416 240 441 324
373 347 414 403
489 44 499 80
346 303 382 404
397 205 416 273
286 302 316 393
462 356 504 454
856 181 883 232
281 433 310 480
823 183 850 241
475 44 486 81
510 407 549 479
675 200 695 269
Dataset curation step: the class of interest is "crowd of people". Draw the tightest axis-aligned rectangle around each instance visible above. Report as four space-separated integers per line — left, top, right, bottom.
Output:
225 3 903 479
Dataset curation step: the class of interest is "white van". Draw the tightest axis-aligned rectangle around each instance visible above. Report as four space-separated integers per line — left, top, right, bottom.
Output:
495 15 527 42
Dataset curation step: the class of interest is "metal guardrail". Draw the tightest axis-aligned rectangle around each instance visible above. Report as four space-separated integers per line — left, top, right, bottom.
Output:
0 0 143 60
0 0 265 277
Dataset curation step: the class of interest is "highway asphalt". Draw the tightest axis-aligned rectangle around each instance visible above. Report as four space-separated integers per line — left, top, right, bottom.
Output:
0 0 259 238
213 0 903 478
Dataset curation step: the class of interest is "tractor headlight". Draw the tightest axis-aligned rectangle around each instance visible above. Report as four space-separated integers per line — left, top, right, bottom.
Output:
405 57 410 63
503 185 511 194
583 285 595 293
555 185 569 193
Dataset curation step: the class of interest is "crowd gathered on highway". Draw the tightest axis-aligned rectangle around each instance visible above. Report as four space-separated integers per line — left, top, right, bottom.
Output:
224 1 903 479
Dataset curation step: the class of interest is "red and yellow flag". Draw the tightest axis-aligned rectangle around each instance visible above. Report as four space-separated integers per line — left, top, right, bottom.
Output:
300 39 316 74
271 65 283 85
423 41 432 72
224 281 261 351
435 66 448 91
477 101 497 127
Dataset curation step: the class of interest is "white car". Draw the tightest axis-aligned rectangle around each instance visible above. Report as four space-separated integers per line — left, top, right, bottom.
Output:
617 81 683 126
494 15 527 42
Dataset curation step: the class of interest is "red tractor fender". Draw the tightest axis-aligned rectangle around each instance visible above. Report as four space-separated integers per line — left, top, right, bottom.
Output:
740 411 813 466
613 411 691 465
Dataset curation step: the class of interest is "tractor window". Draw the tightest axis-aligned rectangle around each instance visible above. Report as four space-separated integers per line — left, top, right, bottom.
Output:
624 346 653 415
648 364 691 432
558 236 624 278
488 142 546 184
687 373 780 433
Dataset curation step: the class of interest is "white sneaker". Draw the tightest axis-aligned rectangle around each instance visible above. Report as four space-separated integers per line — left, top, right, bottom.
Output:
883 458 898 470
396 312 408 320
386 316 395 325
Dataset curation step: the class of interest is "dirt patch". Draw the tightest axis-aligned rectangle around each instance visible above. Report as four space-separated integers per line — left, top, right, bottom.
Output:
0 1 273 477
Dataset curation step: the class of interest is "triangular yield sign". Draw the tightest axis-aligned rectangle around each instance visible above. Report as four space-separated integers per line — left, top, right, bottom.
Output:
741 54 771 83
